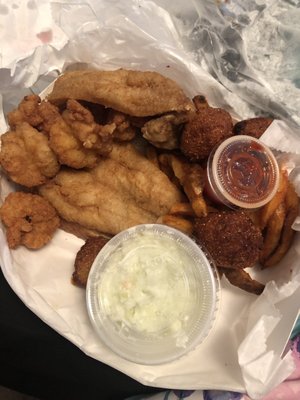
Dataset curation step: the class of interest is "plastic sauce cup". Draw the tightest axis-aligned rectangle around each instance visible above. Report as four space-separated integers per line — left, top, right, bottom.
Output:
205 135 280 209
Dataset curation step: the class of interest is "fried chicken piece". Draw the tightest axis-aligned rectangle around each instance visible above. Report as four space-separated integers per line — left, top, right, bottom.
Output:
233 117 273 139
219 267 265 295
106 109 136 141
194 211 263 269
141 113 188 150
8 94 60 134
47 69 194 117
0 122 60 187
39 143 183 237
180 107 233 161
72 236 109 287
62 99 114 153
0 192 59 249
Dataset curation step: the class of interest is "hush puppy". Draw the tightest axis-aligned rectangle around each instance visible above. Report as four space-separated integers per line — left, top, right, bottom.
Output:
180 107 233 161
194 211 263 269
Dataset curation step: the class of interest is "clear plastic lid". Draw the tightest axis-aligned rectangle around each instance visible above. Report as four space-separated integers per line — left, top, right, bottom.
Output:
86 224 220 365
207 135 280 209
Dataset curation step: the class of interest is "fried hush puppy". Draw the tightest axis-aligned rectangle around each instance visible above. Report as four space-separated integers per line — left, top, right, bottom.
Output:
180 106 233 161
0 192 59 249
233 117 273 139
72 236 109 287
194 211 263 269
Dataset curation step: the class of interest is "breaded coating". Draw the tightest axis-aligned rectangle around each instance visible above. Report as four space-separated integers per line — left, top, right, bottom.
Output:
194 211 263 269
0 192 59 249
106 110 136 142
233 117 273 139
39 143 183 237
47 69 194 117
49 117 100 169
0 122 60 187
62 99 114 153
141 113 188 150
8 94 60 134
180 107 233 161
72 236 108 287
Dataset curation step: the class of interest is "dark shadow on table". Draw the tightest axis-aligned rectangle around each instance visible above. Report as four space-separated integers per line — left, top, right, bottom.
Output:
0 269 162 400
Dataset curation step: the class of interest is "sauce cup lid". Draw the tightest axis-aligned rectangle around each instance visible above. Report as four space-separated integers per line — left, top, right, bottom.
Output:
211 135 280 209
86 224 220 365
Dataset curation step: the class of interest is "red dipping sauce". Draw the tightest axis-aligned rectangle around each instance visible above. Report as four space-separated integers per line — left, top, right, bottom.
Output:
206 135 280 209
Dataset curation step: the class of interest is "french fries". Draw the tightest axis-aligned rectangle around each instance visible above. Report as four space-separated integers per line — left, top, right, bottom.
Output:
158 154 208 217
262 182 299 268
169 202 195 217
219 267 265 295
157 214 193 236
259 169 288 230
260 201 286 265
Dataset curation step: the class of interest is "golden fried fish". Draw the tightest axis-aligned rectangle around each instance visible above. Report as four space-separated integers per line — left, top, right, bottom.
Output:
47 69 194 117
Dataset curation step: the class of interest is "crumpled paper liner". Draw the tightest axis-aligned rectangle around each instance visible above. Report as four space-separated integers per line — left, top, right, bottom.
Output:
0 1 299 399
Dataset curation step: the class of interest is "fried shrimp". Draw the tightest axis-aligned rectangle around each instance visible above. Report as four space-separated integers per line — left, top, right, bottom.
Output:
0 122 60 187
49 117 100 169
0 192 60 249
8 94 60 134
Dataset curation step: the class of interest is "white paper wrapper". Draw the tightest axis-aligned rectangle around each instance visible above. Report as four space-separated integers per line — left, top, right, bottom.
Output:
0 1 299 399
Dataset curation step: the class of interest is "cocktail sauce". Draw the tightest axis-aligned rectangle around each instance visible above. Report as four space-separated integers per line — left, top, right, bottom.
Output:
205 135 279 209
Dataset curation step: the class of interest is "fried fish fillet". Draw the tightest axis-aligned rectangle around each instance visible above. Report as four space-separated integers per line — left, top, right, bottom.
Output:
47 69 194 117
39 143 183 236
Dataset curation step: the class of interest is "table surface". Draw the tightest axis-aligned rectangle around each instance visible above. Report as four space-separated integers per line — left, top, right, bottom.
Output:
0 269 161 400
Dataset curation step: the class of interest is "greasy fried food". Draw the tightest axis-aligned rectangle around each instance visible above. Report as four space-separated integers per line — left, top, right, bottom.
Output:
60 220 112 241
194 211 263 269
180 107 233 161
169 202 195 217
157 214 193 236
159 154 207 217
39 143 183 237
72 236 108 287
106 109 136 142
0 122 60 187
8 94 60 134
260 202 286 265
233 117 273 139
259 169 288 229
145 146 159 168
141 113 188 149
0 192 59 249
49 117 100 169
263 182 299 268
62 99 114 153
219 267 265 295
47 69 195 117
192 95 209 111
